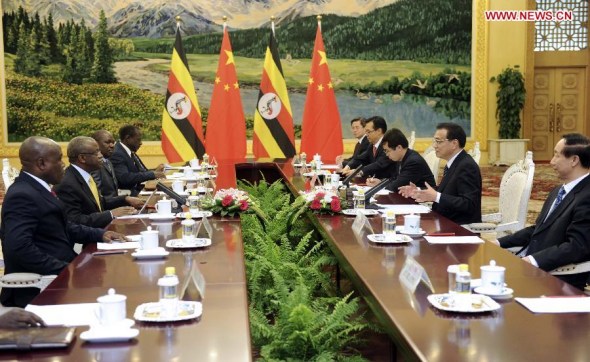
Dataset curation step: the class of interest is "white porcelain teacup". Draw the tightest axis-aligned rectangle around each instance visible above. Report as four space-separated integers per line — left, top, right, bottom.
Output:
172 180 184 194
96 288 126 327
480 260 506 294
404 214 421 233
140 226 159 250
189 158 199 168
155 198 172 215
184 166 194 178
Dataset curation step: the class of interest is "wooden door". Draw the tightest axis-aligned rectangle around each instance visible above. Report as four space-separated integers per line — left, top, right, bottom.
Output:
531 67 586 160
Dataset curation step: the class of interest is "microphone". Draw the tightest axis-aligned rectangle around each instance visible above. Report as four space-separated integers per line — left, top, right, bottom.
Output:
342 166 364 186
364 178 390 202
156 182 187 212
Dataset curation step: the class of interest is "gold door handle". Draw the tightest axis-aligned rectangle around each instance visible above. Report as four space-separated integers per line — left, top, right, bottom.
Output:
549 103 554 132
556 103 562 133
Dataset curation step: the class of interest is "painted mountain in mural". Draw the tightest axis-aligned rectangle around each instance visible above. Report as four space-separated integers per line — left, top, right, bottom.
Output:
2 0 398 37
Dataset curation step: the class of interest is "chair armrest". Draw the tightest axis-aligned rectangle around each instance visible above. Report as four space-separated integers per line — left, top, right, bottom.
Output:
482 213 502 223
495 221 519 233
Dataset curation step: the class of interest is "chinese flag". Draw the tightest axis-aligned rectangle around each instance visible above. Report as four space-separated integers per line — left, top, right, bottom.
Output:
206 25 246 160
300 18 343 163
252 23 296 159
161 25 205 162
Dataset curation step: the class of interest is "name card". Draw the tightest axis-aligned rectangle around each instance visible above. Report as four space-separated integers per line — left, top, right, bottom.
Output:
196 217 213 239
399 256 433 292
352 212 374 237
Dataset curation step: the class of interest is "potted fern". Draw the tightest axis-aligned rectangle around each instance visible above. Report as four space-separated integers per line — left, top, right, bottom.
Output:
488 65 529 165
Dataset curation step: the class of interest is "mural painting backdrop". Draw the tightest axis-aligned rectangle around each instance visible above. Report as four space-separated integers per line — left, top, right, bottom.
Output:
1 0 472 142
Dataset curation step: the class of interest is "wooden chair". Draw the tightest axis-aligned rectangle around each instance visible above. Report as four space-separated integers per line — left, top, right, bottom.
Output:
422 145 440 181
2 158 19 190
463 151 535 237
408 131 416 150
468 141 481 165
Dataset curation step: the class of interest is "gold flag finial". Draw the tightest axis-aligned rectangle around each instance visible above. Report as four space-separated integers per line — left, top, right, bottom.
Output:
175 16 182 23
317 15 322 21
270 15 275 22
222 16 227 22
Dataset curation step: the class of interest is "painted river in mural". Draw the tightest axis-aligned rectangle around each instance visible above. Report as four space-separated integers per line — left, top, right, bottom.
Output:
115 60 470 138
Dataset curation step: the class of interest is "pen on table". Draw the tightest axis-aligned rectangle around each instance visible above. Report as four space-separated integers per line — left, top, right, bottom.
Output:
92 250 128 256
426 232 456 236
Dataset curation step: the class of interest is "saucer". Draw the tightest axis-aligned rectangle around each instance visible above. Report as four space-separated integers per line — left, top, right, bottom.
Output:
176 211 213 219
132 247 169 259
367 233 412 244
474 286 514 299
81 327 139 343
148 213 177 221
134 301 202 322
166 238 212 249
342 209 380 216
395 226 426 236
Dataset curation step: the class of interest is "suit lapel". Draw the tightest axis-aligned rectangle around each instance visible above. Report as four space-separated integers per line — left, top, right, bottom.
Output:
438 150 466 191
103 159 118 189
535 177 590 233
70 167 101 211
19 173 66 220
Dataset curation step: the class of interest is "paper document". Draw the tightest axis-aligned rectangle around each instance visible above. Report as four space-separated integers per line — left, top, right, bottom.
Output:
26 303 100 326
97 241 140 250
516 297 590 313
425 236 484 244
376 204 431 214
116 214 151 219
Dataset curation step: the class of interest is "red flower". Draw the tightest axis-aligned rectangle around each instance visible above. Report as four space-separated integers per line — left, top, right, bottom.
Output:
316 192 325 200
310 199 321 210
239 199 249 211
222 195 234 207
330 198 342 212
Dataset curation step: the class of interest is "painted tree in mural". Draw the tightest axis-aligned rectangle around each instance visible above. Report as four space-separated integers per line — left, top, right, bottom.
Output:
14 22 41 77
90 10 116 83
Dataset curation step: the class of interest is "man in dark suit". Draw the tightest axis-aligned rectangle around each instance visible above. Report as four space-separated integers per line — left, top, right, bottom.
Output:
340 116 396 179
0 136 126 307
366 128 435 191
109 125 166 196
495 133 590 289
399 122 482 224
55 136 137 228
337 117 370 168
91 130 144 208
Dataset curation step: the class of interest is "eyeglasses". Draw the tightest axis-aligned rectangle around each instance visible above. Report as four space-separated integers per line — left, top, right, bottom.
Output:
432 138 449 145
365 129 377 134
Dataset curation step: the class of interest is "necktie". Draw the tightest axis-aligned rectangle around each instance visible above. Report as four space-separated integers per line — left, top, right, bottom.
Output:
88 176 102 211
545 186 566 221
50 190 57 198
443 165 449 178
132 153 147 172
104 159 118 189
372 146 377 158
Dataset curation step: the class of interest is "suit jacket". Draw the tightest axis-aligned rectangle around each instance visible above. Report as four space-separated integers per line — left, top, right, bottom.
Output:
109 142 155 196
432 150 482 224
346 141 396 179
0 172 104 307
92 159 129 205
499 175 590 289
343 136 370 168
55 166 124 228
385 149 436 191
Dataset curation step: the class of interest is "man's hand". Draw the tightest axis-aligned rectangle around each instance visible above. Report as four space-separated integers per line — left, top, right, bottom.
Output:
335 155 344 168
154 171 166 179
0 308 46 328
103 231 129 243
155 164 165 172
125 196 145 209
489 239 500 246
411 182 437 203
521 256 532 264
111 206 137 218
340 166 353 176
366 177 381 187
398 182 418 198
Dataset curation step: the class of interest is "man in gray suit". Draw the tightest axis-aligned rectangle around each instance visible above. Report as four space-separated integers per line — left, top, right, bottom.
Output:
495 133 590 289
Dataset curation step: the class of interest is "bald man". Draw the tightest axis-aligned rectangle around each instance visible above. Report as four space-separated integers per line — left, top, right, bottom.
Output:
0 136 126 307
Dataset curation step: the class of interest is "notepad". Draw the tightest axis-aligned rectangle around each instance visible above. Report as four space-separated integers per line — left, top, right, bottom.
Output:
376 204 431 214
424 236 484 244
26 304 100 326
516 297 590 313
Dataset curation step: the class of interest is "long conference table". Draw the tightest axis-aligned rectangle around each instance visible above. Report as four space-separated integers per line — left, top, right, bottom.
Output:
3 160 590 361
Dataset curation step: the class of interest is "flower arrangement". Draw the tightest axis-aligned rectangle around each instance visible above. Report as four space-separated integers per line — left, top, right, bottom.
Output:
202 188 254 217
298 189 343 215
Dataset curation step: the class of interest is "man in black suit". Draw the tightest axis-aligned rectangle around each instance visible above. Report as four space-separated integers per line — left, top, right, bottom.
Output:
91 130 144 208
109 125 166 196
55 136 137 228
399 122 481 224
0 136 126 307
340 116 396 179
495 133 590 289
366 128 435 191
337 117 370 168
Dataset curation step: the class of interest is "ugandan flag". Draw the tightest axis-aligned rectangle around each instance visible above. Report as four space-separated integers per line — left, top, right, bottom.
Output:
161 27 205 162
252 25 296 159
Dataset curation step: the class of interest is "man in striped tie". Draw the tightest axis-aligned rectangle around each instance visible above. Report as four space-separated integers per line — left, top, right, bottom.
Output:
55 137 137 228
495 133 590 290
110 125 166 196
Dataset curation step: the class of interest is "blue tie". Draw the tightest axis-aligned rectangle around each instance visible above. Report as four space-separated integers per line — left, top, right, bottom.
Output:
546 186 566 221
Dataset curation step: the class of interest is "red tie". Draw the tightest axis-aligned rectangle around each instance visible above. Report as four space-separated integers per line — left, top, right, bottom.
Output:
372 146 377 158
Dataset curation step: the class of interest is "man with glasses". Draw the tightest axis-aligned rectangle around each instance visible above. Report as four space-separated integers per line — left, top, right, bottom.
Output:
366 128 435 191
399 122 482 224
340 116 396 179
337 117 370 168
55 136 136 228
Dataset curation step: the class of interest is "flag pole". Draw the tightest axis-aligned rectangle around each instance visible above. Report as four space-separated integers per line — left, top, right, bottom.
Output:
317 14 321 31
270 15 275 35
175 15 182 30
222 15 227 31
